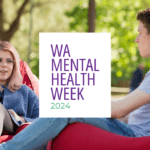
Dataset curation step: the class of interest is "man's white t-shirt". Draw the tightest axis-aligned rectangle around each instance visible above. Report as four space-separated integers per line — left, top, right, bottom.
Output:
128 70 150 137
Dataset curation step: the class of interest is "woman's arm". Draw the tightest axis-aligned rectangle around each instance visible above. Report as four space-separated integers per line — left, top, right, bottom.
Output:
23 102 39 122
111 89 150 119
23 87 39 122
8 85 39 123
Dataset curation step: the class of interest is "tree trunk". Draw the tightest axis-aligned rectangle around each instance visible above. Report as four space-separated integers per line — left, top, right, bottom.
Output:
0 0 4 41
0 0 30 41
88 0 96 32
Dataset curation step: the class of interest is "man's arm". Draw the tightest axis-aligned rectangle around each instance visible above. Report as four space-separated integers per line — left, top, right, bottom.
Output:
111 89 150 119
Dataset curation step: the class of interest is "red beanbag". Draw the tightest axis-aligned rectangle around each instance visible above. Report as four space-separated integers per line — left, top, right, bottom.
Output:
20 60 39 96
0 135 14 144
49 123 150 150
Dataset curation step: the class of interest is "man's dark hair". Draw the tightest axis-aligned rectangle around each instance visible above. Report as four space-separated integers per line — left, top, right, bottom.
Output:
137 8 150 34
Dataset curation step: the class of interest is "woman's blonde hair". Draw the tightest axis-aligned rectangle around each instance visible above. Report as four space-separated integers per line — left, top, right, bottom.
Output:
0 41 22 91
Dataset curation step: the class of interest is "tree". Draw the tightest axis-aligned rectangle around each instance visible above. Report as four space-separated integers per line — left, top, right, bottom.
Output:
0 0 30 41
0 0 77 77
65 0 150 86
88 0 95 32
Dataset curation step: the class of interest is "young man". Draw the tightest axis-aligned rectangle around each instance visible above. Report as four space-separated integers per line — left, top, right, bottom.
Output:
1 8 150 150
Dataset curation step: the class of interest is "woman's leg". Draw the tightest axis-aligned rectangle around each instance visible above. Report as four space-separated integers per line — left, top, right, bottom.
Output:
0 103 16 135
0 117 135 150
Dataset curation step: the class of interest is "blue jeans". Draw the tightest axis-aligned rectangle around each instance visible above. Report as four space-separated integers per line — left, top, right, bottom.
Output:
0 118 135 150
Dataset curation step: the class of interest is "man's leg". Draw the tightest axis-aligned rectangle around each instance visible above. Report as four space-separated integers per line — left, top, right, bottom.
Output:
69 118 135 137
0 118 69 150
0 117 135 150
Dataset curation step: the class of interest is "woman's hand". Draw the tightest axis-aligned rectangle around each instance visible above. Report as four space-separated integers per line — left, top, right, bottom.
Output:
8 109 26 123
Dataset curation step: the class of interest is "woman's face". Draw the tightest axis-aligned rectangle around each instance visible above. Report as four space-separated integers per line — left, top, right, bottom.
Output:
0 50 14 85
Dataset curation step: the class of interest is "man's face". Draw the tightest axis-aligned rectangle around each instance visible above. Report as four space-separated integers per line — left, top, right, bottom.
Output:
135 21 150 57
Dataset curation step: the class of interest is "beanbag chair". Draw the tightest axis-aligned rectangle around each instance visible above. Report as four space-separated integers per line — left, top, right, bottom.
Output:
20 60 39 96
48 123 150 150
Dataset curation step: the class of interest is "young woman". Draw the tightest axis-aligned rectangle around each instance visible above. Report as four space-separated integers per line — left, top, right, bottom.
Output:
1 8 150 150
0 41 39 136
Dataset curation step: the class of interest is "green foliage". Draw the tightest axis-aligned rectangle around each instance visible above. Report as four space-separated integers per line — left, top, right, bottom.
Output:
65 0 150 86
3 0 150 82
30 53 39 78
65 6 88 32
3 0 77 78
